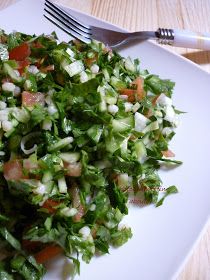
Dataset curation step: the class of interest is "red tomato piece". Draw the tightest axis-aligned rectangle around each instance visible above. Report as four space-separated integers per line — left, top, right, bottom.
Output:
161 149 175 158
32 41 44 49
17 59 30 75
42 199 60 214
73 204 85 222
132 77 145 101
119 88 136 102
22 91 45 107
9 43 31 61
3 160 28 180
34 245 63 264
64 162 82 177
70 185 85 222
119 77 145 103
22 240 42 252
40 65 54 73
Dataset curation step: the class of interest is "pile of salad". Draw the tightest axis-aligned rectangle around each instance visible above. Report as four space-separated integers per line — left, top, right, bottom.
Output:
0 29 181 279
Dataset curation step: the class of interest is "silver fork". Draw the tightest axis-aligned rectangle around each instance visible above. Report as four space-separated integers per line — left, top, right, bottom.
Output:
44 0 210 50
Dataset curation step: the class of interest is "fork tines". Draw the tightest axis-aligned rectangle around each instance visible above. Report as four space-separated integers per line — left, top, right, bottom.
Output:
44 0 92 43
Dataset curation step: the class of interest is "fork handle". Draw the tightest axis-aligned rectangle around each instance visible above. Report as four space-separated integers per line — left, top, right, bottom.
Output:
156 28 210 50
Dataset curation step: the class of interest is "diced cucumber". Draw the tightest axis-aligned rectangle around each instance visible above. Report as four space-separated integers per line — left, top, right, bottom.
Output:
12 108 30 123
134 140 147 163
120 137 129 156
105 95 117 105
64 60 84 77
117 173 129 188
113 64 120 78
66 47 75 58
102 68 110 81
24 74 37 92
87 125 103 143
98 86 107 112
42 170 53 183
36 72 47 80
143 120 159 133
4 119 18 138
60 152 80 163
48 137 74 152
104 84 118 105
134 112 149 132
60 207 78 217
3 63 22 82
110 76 126 90
58 176 67 193
105 134 126 154
99 100 107 112
124 57 136 72
94 159 112 169
112 116 134 132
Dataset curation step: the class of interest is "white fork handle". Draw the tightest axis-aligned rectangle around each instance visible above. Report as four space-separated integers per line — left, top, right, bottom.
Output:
172 29 210 50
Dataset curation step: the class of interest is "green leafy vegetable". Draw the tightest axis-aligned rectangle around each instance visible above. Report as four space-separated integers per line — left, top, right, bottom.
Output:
0 29 182 279
156 185 178 207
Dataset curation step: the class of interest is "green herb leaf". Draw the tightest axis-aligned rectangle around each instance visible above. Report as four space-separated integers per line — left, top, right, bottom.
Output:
156 185 178 207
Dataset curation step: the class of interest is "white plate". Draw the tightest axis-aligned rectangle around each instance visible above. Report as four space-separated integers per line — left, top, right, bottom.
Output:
0 1 210 280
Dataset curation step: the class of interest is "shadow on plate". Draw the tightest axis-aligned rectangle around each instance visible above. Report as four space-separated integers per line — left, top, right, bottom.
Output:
114 38 152 51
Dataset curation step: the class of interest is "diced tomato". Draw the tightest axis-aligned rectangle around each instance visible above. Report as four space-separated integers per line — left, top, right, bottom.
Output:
91 226 98 239
22 91 45 107
1 77 12 83
40 64 54 73
64 162 82 177
145 108 152 118
34 245 63 264
119 88 136 102
103 46 112 53
22 240 42 252
32 41 44 49
70 185 85 222
161 149 175 157
73 204 85 222
3 159 28 180
35 56 46 68
132 77 145 100
119 77 145 103
9 43 31 61
84 53 98 67
42 199 60 214
145 94 160 118
152 95 160 106
17 59 30 75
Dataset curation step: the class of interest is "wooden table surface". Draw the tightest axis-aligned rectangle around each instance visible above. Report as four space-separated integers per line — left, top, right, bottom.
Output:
0 0 210 279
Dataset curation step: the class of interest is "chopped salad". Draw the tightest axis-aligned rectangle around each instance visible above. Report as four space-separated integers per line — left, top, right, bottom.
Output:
0 29 181 279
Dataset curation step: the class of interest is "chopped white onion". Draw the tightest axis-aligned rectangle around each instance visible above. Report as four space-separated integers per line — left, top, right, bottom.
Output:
2 82 15 92
108 104 119 115
2 120 13 132
118 95 128 100
90 64 99 74
0 101 6 110
21 132 41 155
79 226 91 239
28 65 39 74
14 86 21 97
